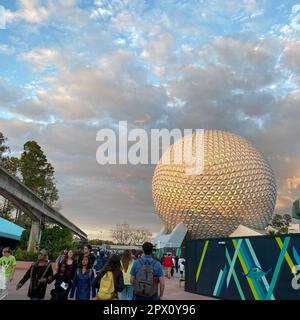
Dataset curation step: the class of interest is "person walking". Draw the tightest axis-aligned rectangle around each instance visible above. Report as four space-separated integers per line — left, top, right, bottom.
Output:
162 253 174 279
131 249 138 260
78 245 95 269
175 256 179 273
160 253 166 265
70 256 96 300
120 250 134 300
16 249 53 300
55 249 68 270
131 242 165 301
178 257 185 279
171 256 175 277
49 261 71 300
94 251 107 272
93 254 124 300
0 247 16 300
65 250 77 285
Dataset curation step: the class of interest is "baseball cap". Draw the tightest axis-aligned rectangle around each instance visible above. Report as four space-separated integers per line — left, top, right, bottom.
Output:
39 249 48 256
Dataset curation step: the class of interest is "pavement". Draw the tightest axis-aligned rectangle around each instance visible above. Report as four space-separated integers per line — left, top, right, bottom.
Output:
4 262 214 300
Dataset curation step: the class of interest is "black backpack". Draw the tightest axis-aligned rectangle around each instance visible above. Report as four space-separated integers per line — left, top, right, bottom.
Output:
134 258 158 297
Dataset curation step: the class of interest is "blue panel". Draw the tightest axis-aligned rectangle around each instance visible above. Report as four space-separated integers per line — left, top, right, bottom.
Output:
0 217 25 241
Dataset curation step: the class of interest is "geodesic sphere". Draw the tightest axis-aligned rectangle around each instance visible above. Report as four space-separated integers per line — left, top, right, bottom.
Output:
152 130 277 239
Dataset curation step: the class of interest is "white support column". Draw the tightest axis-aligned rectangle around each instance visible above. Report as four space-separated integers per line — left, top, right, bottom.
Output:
27 220 41 253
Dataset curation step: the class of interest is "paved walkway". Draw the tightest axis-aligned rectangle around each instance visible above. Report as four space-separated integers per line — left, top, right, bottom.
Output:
4 264 214 300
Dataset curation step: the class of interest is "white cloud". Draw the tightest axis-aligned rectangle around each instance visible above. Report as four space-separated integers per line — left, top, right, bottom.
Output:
6 0 51 24
17 48 63 72
2 0 300 235
0 44 15 55
292 4 300 14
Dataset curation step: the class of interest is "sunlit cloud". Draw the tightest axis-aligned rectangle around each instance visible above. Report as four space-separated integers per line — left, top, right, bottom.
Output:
0 0 300 234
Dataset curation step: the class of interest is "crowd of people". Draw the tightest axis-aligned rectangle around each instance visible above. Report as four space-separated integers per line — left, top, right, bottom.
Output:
0 243 186 301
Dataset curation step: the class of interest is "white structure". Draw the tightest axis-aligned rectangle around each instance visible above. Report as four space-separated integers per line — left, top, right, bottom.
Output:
229 224 264 237
288 223 300 234
231 222 300 237
152 222 188 249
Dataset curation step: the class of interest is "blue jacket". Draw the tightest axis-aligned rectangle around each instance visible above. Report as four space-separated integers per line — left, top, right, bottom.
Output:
70 268 96 300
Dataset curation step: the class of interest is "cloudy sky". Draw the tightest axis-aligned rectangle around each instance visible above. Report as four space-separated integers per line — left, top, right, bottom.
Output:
0 0 300 239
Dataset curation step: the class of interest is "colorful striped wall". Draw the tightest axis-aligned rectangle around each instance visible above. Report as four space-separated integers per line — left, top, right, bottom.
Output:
185 234 300 300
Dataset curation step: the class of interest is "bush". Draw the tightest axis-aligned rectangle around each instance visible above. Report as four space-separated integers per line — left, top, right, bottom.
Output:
16 226 82 260
14 248 37 261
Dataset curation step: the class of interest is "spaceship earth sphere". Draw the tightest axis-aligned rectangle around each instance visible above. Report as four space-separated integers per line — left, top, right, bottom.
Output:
152 130 277 239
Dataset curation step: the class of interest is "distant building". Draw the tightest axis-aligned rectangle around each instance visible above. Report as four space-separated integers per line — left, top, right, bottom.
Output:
91 244 142 252
292 199 300 220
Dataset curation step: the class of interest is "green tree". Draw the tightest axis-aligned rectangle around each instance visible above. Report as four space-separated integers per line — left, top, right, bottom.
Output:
5 156 20 177
40 226 74 259
89 239 114 246
19 228 31 249
20 141 59 205
268 214 292 234
3 157 21 221
18 226 79 260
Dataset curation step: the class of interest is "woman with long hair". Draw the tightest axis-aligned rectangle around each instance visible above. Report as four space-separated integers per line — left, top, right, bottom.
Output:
55 249 68 270
49 262 70 300
65 250 77 285
70 256 96 300
93 254 124 300
120 250 134 300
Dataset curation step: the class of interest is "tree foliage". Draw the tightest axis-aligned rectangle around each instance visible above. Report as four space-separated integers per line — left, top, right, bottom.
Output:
0 133 60 228
19 226 79 260
110 223 152 245
0 131 10 166
267 214 292 234
0 132 14 220
20 141 59 205
89 239 114 245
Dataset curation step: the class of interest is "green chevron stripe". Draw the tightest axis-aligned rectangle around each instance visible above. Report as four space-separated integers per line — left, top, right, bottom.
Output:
213 264 228 296
196 240 209 282
265 236 291 300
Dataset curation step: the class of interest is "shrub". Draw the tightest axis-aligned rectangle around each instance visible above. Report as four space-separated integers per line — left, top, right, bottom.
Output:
17 226 82 260
14 248 37 261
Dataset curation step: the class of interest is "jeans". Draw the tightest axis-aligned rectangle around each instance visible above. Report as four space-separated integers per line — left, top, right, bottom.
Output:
121 285 134 300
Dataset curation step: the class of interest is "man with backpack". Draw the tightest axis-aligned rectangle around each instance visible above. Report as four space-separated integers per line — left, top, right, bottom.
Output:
130 242 165 300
